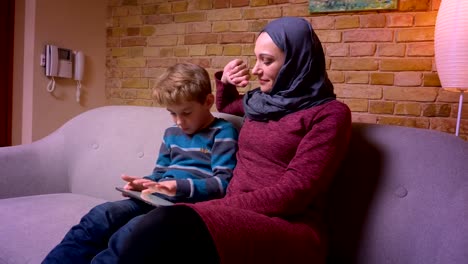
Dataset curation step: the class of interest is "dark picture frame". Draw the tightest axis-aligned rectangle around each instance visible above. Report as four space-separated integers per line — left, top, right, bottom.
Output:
309 0 398 13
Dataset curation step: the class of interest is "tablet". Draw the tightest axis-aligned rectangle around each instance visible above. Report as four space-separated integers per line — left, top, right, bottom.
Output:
115 187 174 207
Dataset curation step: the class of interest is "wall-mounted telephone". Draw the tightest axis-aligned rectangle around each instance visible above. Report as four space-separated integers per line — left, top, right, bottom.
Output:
43 45 85 103
74 51 84 103
74 51 84 81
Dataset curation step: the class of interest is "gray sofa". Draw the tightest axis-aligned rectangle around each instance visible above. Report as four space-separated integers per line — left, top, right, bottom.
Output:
0 105 467 264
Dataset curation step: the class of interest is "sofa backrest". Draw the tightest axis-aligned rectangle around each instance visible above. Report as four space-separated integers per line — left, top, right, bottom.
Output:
325 123 468 264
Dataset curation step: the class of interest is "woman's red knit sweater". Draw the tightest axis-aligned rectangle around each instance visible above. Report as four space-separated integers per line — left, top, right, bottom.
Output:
186 77 352 264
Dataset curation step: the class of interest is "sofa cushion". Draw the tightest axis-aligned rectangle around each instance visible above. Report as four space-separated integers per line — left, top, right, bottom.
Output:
326 123 468 264
0 193 105 264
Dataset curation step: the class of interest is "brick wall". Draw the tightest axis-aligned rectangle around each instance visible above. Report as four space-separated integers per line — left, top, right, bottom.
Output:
106 0 467 139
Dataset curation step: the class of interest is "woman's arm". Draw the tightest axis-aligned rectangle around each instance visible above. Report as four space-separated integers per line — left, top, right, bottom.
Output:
215 59 250 116
215 71 244 116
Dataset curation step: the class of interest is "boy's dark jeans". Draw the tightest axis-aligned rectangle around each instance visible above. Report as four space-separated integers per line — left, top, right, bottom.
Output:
42 199 154 264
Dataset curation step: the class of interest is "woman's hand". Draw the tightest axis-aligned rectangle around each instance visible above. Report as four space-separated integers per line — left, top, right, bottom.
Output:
221 59 250 87
142 180 177 197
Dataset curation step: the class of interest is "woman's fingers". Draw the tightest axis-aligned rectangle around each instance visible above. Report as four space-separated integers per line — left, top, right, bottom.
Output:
229 65 250 87
223 59 250 86
231 63 248 75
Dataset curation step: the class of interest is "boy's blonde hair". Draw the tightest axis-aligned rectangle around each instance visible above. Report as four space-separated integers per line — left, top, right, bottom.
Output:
153 63 211 106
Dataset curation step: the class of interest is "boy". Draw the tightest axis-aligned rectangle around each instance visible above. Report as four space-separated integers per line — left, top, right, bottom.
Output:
122 62 238 203
42 63 238 263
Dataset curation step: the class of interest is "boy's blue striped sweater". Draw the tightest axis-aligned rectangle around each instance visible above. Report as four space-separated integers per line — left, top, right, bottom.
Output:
145 118 238 202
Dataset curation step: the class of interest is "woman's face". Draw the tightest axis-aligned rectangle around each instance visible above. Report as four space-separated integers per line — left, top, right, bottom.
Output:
252 32 286 93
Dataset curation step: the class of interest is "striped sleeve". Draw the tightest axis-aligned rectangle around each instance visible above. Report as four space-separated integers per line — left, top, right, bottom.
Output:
178 120 238 201
145 130 171 181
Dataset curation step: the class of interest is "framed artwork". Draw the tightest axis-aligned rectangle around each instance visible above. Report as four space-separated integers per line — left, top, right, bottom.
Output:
309 0 398 13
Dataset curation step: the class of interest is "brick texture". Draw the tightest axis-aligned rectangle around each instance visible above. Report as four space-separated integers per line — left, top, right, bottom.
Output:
106 0 467 139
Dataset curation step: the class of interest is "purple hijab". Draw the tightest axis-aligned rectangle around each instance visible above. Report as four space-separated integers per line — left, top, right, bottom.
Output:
243 17 336 121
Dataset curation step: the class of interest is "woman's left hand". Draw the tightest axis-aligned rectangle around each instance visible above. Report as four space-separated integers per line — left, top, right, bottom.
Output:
221 59 250 87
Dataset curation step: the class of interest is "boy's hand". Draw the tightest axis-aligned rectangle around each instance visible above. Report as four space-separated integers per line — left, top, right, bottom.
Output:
221 59 250 87
121 174 154 192
141 180 177 197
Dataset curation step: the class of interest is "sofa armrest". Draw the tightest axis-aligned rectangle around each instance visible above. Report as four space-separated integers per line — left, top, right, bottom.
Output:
0 132 69 199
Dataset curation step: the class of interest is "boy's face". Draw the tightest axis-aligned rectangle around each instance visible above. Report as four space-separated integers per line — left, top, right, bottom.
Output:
166 94 214 135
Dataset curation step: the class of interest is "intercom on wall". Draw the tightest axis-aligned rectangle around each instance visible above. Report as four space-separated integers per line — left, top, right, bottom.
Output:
42 44 85 103
45 45 73 78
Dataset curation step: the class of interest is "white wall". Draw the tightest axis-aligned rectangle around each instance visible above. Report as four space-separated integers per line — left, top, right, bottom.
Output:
12 0 108 145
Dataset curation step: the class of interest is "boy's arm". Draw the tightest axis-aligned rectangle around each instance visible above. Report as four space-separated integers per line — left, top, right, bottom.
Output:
145 139 171 182
121 138 169 193
176 124 238 202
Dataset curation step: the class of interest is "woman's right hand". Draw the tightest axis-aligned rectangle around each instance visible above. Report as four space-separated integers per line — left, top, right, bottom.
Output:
221 59 250 87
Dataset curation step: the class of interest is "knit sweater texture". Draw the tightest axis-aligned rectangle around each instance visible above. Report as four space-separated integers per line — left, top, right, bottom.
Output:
185 77 352 264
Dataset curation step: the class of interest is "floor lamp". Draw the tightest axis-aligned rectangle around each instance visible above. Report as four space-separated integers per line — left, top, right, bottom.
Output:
434 0 468 137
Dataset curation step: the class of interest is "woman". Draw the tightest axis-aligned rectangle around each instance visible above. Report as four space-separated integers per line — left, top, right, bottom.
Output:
118 16 352 264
